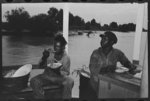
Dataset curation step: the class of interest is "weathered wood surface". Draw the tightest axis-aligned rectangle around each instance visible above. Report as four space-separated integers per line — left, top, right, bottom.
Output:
0 86 62 100
98 73 141 98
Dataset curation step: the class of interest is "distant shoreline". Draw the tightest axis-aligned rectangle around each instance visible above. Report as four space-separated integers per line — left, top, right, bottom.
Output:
1 30 62 37
1 29 147 36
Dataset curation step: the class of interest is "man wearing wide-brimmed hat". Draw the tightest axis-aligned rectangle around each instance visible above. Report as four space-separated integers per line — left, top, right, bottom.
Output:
89 31 139 97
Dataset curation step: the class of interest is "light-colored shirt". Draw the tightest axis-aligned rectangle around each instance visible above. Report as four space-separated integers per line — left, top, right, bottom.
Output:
47 50 70 75
39 48 70 76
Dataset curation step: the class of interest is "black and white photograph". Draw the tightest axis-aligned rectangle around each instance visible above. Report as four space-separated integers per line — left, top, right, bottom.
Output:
0 2 148 100
68 3 148 99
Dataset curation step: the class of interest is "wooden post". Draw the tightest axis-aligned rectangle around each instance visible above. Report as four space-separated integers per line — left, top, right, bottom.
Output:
132 4 145 65
140 3 148 98
140 36 148 98
63 3 69 53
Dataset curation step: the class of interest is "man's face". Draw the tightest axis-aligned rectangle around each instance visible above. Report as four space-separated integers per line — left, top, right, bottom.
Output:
100 36 112 48
54 41 65 54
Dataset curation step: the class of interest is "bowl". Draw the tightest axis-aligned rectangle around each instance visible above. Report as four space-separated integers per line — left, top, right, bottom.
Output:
1 73 30 92
47 63 62 69
1 64 32 92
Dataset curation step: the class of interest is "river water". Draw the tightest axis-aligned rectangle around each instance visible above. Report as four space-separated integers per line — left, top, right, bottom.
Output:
2 31 147 70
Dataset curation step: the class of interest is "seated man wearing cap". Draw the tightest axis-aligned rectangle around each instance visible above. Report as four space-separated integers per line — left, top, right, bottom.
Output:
89 31 139 97
30 35 74 99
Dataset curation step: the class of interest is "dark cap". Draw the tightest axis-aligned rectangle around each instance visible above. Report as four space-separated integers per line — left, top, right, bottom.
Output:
99 31 118 44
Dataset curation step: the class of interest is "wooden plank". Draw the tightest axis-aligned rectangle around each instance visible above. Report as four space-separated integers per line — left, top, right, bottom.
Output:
99 80 131 98
0 86 62 100
1 85 61 95
140 16 148 98
21 85 61 93
110 73 141 86
98 73 141 93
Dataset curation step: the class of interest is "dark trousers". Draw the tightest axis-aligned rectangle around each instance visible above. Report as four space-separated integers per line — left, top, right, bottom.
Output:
30 73 74 99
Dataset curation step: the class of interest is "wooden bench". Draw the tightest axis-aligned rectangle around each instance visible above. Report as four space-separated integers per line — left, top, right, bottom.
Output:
1 69 63 100
0 85 62 100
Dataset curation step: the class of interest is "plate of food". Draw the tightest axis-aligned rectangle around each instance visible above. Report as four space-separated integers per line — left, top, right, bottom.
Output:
115 66 129 73
47 62 62 75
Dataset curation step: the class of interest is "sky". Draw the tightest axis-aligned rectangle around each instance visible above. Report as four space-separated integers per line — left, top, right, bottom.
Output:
2 3 148 28
69 3 142 25
69 3 147 28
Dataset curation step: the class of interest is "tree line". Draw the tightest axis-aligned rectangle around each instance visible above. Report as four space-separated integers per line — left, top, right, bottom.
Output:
69 14 136 32
2 7 63 36
2 7 145 36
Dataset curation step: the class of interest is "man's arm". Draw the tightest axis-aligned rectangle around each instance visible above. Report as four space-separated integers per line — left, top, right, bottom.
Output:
89 50 100 82
38 49 50 68
89 51 99 76
60 55 71 76
118 50 136 74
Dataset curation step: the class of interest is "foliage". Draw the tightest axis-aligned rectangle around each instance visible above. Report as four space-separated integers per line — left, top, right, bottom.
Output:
2 7 63 36
69 13 85 30
69 13 136 32
4 7 30 31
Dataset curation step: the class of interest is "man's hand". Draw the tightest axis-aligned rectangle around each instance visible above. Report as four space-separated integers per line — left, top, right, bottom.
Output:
128 64 142 75
42 49 50 59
